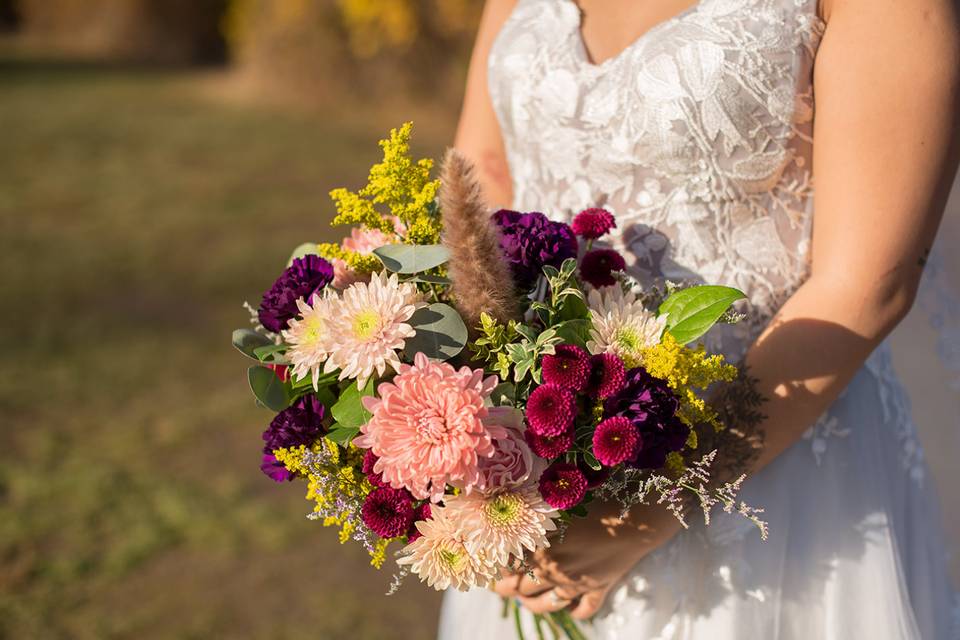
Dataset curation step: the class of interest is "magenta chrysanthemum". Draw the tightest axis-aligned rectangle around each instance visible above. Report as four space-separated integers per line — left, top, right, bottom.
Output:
362 450 389 488
407 502 432 542
580 249 626 288
362 486 415 538
587 352 627 399
541 344 591 391
525 383 576 437
571 208 616 239
592 416 642 466
353 352 502 502
538 463 587 510
524 428 575 459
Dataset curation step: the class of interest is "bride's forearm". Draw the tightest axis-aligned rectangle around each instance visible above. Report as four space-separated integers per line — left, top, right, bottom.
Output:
743 273 915 473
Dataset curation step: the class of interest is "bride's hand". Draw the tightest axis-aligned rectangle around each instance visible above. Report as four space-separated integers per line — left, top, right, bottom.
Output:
493 501 683 619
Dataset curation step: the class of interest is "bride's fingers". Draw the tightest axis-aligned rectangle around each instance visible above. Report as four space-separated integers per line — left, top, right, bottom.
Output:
515 573 553 597
568 587 609 620
518 588 580 615
492 574 522 597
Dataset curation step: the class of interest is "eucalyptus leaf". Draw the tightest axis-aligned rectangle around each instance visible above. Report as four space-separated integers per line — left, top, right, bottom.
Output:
490 382 516 406
287 242 319 266
373 244 449 274
402 273 453 285
582 451 602 471
247 365 291 412
326 423 361 444
405 303 468 361
658 285 746 345
232 329 273 360
253 343 289 364
330 378 375 429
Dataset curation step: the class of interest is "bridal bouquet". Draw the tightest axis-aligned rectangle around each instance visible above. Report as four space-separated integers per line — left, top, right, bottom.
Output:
232 124 766 638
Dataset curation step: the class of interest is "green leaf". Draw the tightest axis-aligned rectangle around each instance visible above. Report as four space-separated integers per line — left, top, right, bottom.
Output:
253 343 289 364
290 369 338 390
490 382 516 406
567 504 589 518
553 319 591 348
558 292 589 321
658 285 746 345
402 273 453 285
373 244 449 274
582 451 602 471
247 365 290 412
232 329 272 360
326 423 361 444
330 378 375 429
405 303 468 361
287 242 319 266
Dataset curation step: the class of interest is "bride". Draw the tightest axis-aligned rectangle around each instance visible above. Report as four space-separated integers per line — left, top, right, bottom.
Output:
439 0 960 638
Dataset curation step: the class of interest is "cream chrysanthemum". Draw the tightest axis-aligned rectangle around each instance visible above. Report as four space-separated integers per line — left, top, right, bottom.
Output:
398 506 499 591
282 293 334 390
443 483 557 565
322 271 421 388
587 286 667 368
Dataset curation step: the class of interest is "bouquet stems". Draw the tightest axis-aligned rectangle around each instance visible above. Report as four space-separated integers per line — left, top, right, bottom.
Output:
505 599 588 640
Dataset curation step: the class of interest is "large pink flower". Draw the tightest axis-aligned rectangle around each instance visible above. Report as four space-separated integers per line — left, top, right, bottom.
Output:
475 407 542 491
354 353 503 502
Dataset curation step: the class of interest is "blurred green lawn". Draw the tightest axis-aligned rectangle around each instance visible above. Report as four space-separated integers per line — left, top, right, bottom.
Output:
0 53 453 639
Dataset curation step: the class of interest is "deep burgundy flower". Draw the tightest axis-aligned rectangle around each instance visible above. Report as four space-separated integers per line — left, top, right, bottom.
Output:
492 209 578 289
578 463 610 490
525 383 576 437
587 352 627 400
571 208 616 239
592 416 642 466
362 487 415 539
407 502 432 542
604 368 688 469
258 254 335 333
579 249 627 288
538 463 588 510
260 453 292 483
541 344 592 392
362 450 389 488
261 394 325 453
524 427 575 459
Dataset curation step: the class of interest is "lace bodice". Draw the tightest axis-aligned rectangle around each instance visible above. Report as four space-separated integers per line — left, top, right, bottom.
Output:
489 0 825 352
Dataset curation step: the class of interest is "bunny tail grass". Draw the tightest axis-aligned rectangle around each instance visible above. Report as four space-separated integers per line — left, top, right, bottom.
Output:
439 149 519 331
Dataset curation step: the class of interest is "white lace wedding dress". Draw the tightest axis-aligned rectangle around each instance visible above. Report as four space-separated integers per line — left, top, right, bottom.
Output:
438 0 959 638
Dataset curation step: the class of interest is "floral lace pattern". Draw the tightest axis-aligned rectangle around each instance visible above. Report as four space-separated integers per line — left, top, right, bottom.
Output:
489 0 824 350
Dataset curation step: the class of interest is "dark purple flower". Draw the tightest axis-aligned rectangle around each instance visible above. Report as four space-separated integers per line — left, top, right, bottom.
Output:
525 383 576 437
492 209 578 289
578 463 610 490
571 208 616 239
541 344 591 391
261 453 292 483
259 395 325 481
592 416 642 466
258 254 334 333
362 487 415 539
603 368 688 469
587 353 627 400
538 463 587 510
579 249 626 288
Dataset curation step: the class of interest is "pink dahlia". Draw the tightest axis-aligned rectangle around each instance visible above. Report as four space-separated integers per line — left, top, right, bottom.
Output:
541 344 591 391
592 416 641 466
538 463 587 510
407 502 432 542
525 384 576 437
580 248 626 288
571 208 616 239
362 486 415 538
587 352 627 400
353 352 502 502
524 427 575 459
476 407 539 490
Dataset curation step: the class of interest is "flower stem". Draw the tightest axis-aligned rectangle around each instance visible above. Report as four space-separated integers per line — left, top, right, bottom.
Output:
512 600 527 640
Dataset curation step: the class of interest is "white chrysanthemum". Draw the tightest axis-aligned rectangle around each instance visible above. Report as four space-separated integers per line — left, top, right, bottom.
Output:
443 483 558 565
282 293 333 390
586 285 668 368
398 507 499 591
322 272 421 388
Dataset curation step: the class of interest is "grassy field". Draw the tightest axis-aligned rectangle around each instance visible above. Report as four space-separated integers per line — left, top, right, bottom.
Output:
0 53 453 639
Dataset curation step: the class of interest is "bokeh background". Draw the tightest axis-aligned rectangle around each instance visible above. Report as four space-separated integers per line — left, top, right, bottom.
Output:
0 2 957 639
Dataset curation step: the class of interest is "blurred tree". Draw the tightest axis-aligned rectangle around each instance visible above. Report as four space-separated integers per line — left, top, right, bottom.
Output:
14 0 228 64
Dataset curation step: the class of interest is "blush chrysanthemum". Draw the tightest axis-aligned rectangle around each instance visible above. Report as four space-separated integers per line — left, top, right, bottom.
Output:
592 416 641 466
524 383 576 437
587 286 667 368
322 271 421 388
541 344 591 391
538 462 588 510
354 352 502 502
444 483 558 565
283 293 334 390
398 506 498 591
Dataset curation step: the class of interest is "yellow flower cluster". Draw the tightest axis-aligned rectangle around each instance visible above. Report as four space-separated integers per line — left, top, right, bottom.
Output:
641 333 738 431
316 242 382 274
329 122 442 244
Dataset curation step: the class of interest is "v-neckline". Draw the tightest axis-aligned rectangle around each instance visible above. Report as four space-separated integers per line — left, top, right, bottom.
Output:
567 0 703 69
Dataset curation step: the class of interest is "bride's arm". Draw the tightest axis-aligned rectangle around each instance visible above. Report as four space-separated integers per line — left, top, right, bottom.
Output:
501 0 960 619
453 0 516 207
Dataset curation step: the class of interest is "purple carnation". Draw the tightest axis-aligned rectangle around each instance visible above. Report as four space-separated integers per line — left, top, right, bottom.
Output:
492 209 578 289
258 254 334 333
525 427 575 459
592 416 641 466
362 487 415 539
603 368 688 469
571 208 616 239
538 463 587 510
579 249 626 288
260 453 292 483
260 395 325 481
587 353 627 400
541 344 591 392
525 383 576 437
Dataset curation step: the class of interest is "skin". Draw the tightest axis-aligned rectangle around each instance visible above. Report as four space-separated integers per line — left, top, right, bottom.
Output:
456 0 960 621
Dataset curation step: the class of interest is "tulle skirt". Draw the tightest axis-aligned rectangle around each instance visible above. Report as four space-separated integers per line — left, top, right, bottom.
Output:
438 344 958 639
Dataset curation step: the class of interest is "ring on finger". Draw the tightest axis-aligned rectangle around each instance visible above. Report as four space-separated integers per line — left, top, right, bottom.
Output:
548 590 573 607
